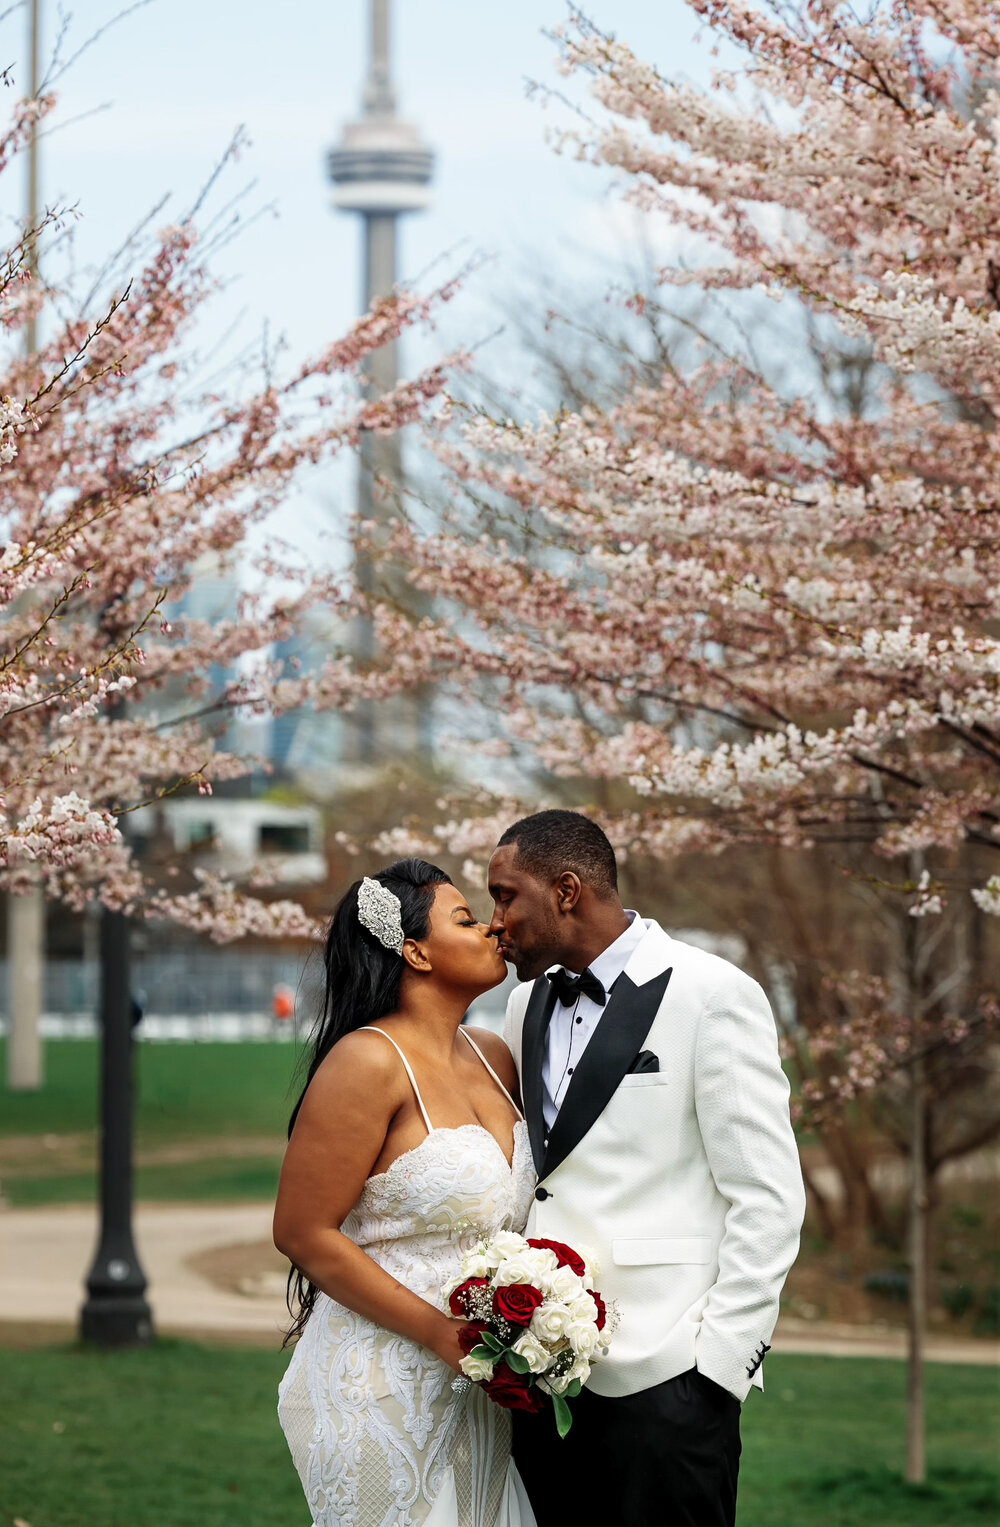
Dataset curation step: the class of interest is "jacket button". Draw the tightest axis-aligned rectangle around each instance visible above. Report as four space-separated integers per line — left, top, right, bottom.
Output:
534 1187 550 1201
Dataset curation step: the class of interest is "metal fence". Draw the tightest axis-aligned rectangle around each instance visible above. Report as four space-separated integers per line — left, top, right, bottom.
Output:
0 950 320 1043
0 952 511 1040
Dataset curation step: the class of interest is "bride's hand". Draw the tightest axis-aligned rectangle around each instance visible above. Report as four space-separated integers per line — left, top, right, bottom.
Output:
431 1316 471 1375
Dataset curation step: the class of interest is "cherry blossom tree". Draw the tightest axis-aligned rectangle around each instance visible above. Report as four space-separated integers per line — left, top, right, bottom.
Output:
0 98 459 941
355 2 1000 1481
473 263 999 1260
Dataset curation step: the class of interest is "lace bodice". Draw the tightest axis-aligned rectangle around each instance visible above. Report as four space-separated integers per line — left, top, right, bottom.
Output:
343 1121 535 1305
278 1027 538 1527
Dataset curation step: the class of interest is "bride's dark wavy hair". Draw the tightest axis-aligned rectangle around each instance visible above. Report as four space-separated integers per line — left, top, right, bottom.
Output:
283 857 452 1345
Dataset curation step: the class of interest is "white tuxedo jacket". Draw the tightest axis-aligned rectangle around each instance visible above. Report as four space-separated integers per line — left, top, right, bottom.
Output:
503 919 805 1403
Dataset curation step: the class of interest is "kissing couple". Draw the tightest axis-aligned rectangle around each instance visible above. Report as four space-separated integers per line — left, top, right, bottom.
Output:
275 809 805 1527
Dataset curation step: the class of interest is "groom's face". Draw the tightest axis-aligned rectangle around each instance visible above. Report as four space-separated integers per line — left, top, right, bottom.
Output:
487 845 562 982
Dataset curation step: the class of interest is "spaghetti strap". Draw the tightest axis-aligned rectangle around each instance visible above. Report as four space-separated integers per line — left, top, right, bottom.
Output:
459 1027 525 1120
356 1026 434 1134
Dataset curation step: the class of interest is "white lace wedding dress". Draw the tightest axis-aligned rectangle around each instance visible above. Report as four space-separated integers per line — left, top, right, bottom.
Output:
278 1026 538 1527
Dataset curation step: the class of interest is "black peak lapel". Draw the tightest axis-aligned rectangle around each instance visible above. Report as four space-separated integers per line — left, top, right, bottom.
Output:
541 966 673 1180
520 977 558 1174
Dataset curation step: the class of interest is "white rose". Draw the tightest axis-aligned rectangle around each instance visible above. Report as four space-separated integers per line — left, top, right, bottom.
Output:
542 1353 592 1396
511 1331 550 1375
566 1318 600 1359
529 1300 573 1344
542 1265 585 1302
525 1247 560 1277
494 1249 556 1287
445 1259 487 1299
460 1352 495 1383
484 1231 528 1269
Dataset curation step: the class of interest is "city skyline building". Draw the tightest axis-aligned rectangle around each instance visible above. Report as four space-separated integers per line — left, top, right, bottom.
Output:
270 604 347 790
327 0 435 768
166 552 243 761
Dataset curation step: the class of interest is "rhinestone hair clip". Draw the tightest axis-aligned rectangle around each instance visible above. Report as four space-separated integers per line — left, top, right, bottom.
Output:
357 876 405 955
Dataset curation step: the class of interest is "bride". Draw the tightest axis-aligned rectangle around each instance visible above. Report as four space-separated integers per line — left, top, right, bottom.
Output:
274 858 538 1527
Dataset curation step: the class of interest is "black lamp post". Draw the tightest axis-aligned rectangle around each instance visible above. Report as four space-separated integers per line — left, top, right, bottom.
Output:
79 898 153 1345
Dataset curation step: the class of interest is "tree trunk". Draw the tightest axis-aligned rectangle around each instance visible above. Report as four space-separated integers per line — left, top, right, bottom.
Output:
800 1158 837 1242
5 880 44 1092
905 1011 928 1483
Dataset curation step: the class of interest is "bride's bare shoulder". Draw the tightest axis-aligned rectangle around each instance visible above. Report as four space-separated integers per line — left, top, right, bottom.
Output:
285 1026 411 1152
310 1025 409 1096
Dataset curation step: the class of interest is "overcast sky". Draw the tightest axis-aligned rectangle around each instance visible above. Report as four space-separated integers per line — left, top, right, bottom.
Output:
12 2 725 343
3 0 723 540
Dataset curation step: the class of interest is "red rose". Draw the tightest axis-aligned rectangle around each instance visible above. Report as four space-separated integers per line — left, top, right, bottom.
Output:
493 1283 544 1327
589 1290 607 1331
449 1277 491 1318
457 1321 489 1356
527 1238 587 1278
483 1362 546 1413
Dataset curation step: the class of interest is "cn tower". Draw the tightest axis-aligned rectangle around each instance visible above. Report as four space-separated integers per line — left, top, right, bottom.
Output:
328 0 434 766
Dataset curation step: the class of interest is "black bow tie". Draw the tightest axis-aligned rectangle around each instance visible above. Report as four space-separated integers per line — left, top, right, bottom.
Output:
547 966 607 1007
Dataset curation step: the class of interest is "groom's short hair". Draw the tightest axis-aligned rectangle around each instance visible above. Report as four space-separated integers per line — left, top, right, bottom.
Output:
497 810 618 897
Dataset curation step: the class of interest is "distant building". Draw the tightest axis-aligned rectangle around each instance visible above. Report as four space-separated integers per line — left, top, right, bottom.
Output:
162 551 243 757
270 605 349 793
131 798 327 886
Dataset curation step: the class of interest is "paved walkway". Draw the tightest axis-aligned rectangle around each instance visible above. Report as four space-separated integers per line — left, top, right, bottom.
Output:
0 1202 286 1339
772 1318 998 1365
2 1201 998 1364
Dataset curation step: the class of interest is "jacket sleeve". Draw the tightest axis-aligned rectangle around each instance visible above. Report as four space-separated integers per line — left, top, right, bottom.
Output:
692 970 806 1402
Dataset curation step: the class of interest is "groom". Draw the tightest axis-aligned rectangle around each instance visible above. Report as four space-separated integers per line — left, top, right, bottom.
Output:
489 810 805 1527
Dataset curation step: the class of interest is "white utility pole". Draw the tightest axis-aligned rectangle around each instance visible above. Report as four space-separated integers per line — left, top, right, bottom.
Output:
6 0 45 1093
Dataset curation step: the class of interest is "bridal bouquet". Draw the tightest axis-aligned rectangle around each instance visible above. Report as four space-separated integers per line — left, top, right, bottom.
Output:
445 1230 613 1436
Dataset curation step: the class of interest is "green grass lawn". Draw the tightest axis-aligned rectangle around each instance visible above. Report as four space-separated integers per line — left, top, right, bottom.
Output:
0 1040 301 1205
738 1356 998 1527
0 1345 996 1527
0 1339 300 1527
0 1039 304 1144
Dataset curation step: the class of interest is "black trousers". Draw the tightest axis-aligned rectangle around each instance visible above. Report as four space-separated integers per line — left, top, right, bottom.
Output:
511 1368 741 1527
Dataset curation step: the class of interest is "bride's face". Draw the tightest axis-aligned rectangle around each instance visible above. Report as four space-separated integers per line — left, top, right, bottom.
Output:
413 882 508 995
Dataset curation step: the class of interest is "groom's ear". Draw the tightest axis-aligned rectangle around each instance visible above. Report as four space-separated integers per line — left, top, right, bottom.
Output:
402 938 432 973
554 871 582 914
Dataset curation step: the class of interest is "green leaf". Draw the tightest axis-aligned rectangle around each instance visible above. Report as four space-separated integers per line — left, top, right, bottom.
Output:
481 1331 506 1354
552 1393 573 1439
504 1350 530 1375
566 1378 582 1398
469 1346 494 1362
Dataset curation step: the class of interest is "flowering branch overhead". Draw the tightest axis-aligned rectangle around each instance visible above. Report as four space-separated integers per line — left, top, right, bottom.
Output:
0 94 460 938
352 4 1000 945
